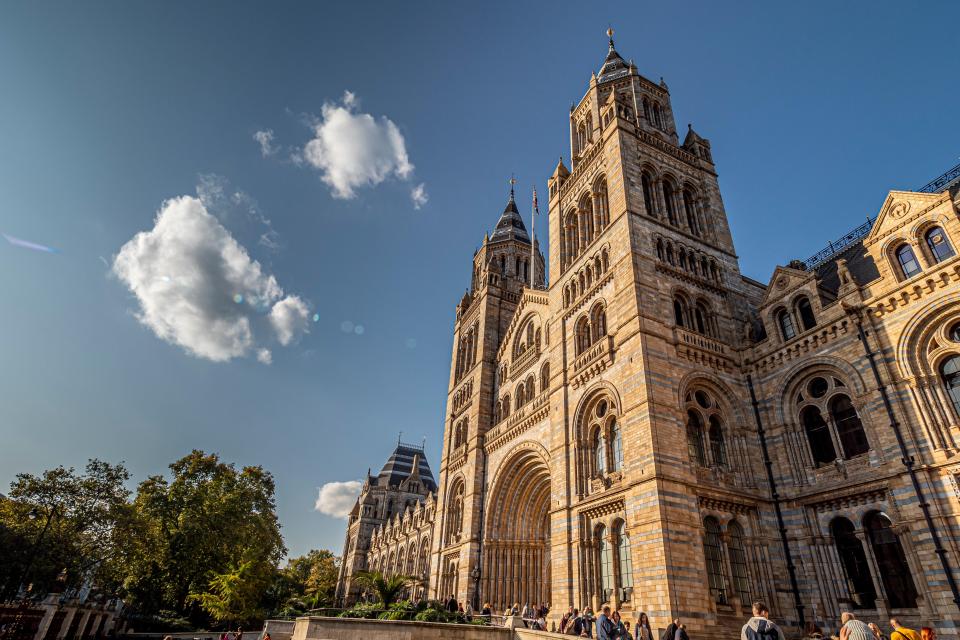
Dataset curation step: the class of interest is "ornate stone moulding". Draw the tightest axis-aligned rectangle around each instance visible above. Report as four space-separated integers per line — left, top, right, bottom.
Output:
698 495 755 516
571 334 615 388
579 496 625 520
485 392 550 453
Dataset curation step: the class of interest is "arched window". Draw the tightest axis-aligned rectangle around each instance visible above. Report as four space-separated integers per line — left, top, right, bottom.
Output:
801 405 836 466
642 98 651 122
641 173 655 216
616 521 634 600
796 296 816 331
526 376 535 401
777 309 796 341
925 227 955 264
674 297 687 327
656 239 664 261
694 305 707 335
653 103 663 129
727 521 751 605
663 182 677 226
896 244 922 279
598 526 613 602
501 395 510 419
591 304 607 342
703 517 727 604
941 355 960 417
829 394 869 459
831 517 876 609
864 513 918 609
686 410 706 466
594 428 606 475
540 362 550 392
610 418 623 471
576 316 591 355
446 482 464 544
594 178 609 228
683 189 700 235
708 415 726 466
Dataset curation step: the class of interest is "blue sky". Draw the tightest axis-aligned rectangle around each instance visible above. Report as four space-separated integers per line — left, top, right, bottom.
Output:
1 1 957 557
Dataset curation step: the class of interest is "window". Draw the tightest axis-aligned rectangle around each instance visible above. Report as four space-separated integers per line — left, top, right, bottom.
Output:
664 182 677 226
797 296 817 331
616 521 633 600
801 405 836 466
865 513 918 609
594 428 606 475
611 418 623 471
727 521 751 605
778 309 796 341
684 189 700 235
708 416 726 466
830 395 869 459
576 316 591 355
641 173 655 216
598 527 614 602
703 517 727 604
674 297 687 327
831 517 876 609
896 244 922 279
925 227 955 264
941 355 960 417
686 410 706 466
592 304 607 341
540 362 550 392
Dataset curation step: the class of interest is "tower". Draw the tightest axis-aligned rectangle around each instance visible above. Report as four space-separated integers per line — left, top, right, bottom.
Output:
430 186 546 606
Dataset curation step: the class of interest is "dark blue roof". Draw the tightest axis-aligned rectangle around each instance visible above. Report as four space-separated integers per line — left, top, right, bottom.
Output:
377 443 436 491
490 190 530 244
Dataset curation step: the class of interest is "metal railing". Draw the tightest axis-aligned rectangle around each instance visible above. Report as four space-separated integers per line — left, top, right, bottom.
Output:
802 217 874 271
918 161 960 193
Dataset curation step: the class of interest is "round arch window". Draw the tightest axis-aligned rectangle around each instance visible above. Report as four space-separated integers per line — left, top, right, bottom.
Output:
695 390 711 409
809 377 829 398
949 323 960 343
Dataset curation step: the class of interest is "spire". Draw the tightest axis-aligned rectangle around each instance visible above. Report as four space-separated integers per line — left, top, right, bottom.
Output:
490 180 530 243
598 26 628 83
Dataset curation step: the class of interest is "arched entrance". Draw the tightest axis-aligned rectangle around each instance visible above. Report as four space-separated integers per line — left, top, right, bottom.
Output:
482 447 551 611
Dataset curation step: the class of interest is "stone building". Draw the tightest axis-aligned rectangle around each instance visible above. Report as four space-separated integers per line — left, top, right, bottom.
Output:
334 441 437 605
336 32 960 637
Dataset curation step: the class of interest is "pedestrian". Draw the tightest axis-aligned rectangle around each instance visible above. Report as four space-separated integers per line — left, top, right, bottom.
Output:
622 620 635 640
889 619 921 640
446 595 458 613
465 601 473 621
674 623 690 640
636 612 653 640
596 605 613 640
582 607 596 638
612 611 630 640
868 624 887 640
662 619 680 640
560 608 574 634
522 602 531 618
564 608 581 636
840 613 872 640
920 629 935 640
742 601 786 640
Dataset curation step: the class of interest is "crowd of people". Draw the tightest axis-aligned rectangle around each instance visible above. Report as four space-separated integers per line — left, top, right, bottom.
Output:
558 605 653 639
803 612 937 640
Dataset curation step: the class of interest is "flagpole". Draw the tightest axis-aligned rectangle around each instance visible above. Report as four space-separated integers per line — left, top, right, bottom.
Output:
530 186 537 290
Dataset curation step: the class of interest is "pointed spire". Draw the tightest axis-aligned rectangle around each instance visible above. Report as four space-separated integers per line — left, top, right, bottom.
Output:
597 26 628 83
607 25 615 49
491 179 530 243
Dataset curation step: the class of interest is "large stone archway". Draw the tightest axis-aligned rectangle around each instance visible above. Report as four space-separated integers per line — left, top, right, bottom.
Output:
481 447 551 611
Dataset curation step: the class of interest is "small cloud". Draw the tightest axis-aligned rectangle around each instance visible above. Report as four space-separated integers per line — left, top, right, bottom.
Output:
315 480 362 518
298 91 414 199
257 348 273 365
411 183 428 209
269 295 310 346
196 174 281 252
253 129 279 157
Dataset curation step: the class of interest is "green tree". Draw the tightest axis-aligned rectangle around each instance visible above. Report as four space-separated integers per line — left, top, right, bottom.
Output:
0 459 133 599
269 550 340 614
352 571 419 607
121 450 285 627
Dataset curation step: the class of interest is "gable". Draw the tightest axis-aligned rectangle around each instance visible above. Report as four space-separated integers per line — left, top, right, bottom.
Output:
864 190 949 246
760 265 816 307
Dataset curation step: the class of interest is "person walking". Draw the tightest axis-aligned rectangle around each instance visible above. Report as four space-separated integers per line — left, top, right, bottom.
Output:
889 620 921 640
636 612 653 640
742 601 786 640
446 595 458 613
612 611 630 640
661 619 680 640
596 605 614 640
840 612 872 640
674 623 690 640
920 628 936 640
868 623 888 640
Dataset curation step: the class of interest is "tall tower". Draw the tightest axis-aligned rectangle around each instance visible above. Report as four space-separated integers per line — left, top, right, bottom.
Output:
430 186 546 605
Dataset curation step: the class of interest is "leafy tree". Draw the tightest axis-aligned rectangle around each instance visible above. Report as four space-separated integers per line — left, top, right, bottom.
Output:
0 459 133 599
121 451 285 627
266 549 340 616
351 571 420 607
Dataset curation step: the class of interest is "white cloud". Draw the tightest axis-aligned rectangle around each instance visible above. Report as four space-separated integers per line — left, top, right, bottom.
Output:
112 194 309 363
269 295 310 346
257 348 273 365
196 174 281 252
411 183 428 210
254 129 278 157
315 480 362 518
300 91 414 199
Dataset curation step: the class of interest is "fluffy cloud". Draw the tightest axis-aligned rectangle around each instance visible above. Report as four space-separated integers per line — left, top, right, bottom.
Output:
269 295 309 346
253 129 278 157
410 183 428 210
113 195 309 363
315 480 362 518
300 91 413 199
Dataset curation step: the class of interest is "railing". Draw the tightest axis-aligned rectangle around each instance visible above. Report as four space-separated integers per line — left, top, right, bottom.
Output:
675 327 726 356
802 217 874 271
918 161 960 193
510 343 540 379
572 335 613 373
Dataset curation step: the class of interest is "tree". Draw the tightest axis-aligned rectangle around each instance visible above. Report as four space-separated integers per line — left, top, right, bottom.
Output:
188 560 271 625
0 459 133 599
121 450 285 627
269 550 340 614
352 571 420 607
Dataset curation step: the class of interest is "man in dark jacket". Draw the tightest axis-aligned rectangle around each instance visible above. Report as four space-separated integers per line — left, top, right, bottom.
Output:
662 619 680 640
446 595 458 613
741 602 786 640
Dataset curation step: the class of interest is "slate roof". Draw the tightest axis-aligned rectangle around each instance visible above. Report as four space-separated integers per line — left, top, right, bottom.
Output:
490 190 530 244
376 443 437 492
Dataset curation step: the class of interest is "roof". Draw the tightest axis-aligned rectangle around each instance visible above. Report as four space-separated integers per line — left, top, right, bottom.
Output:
814 240 880 293
490 189 530 244
376 442 437 491
597 33 630 84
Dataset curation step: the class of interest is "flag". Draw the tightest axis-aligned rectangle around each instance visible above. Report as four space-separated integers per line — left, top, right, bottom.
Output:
532 186 539 215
